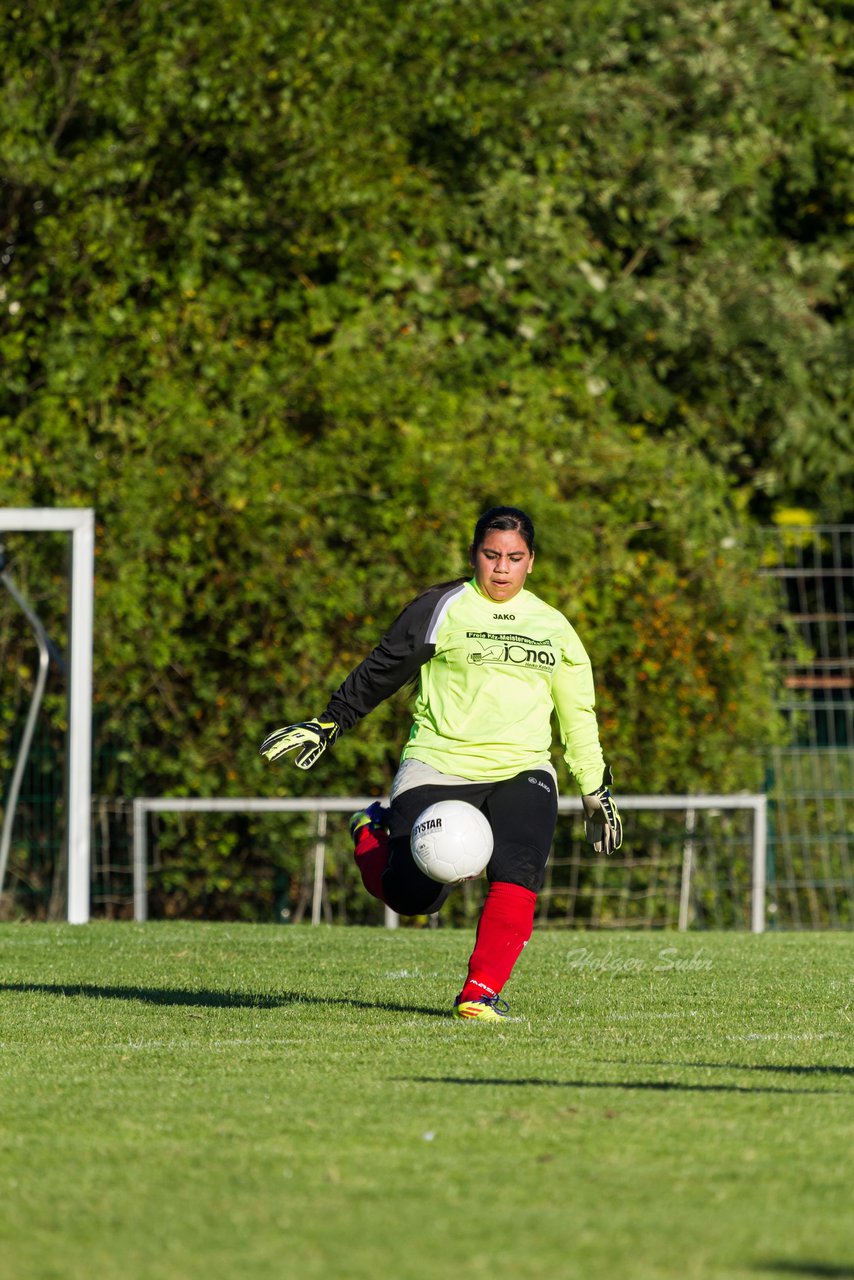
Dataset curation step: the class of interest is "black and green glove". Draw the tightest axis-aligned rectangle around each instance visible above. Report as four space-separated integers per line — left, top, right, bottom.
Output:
582 767 623 856
259 717 340 770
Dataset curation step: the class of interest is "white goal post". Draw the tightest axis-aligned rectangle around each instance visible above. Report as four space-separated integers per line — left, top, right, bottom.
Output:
131 793 768 932
0 509 94 924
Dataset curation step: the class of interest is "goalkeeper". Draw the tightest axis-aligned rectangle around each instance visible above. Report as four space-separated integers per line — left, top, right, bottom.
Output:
260 506 621 1022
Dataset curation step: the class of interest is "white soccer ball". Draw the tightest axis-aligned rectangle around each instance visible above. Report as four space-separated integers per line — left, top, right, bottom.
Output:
410 800 494 884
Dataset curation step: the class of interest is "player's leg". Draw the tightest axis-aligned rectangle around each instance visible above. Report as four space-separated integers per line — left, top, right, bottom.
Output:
454 770 557 1020
350 802 392 902
351 784 466 913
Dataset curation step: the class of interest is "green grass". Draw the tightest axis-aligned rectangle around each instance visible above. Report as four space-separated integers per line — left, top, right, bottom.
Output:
0 924 851 1280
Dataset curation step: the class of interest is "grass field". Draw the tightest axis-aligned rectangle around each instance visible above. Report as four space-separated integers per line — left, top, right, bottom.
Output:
0 923 851 1280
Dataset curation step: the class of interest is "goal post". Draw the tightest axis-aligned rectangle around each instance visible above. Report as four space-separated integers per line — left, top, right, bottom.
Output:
131 793 768 932
0 509 94 924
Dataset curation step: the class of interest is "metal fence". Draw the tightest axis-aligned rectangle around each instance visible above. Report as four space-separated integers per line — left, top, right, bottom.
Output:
761 525 854 926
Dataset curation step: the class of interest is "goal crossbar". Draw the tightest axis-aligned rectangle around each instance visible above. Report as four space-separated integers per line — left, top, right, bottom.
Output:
131 793 767 932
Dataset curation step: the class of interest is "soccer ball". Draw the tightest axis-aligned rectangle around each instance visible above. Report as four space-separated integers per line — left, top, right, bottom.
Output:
410 800 494 884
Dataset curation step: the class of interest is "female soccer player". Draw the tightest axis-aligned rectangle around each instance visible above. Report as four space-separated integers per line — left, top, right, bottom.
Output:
260 506 621 1021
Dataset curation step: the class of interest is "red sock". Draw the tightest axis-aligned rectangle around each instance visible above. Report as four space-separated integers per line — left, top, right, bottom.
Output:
459 881 537 1002
354 824 390 905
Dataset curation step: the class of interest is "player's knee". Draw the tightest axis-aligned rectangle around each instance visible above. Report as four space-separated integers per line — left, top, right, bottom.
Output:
488 844 548 894
382 873 450 917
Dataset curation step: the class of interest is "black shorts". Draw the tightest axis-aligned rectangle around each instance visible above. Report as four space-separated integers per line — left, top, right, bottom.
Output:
381 769 559 916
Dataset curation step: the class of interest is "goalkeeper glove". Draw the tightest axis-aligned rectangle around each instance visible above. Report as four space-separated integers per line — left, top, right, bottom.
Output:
259 717 340 770
582 767 623 856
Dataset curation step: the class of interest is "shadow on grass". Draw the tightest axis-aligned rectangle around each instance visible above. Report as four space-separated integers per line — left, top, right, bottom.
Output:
753 1265 854 1278
598 1059 854 1079
0 982 447 1017
405 1075 847 1097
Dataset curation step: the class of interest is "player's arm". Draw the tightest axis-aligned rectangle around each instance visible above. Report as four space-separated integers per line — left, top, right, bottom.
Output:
552 624 622 854
259 590 441 768
322 592 439 733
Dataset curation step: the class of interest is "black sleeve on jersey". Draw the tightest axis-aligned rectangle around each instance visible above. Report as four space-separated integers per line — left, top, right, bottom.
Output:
321 583 459 734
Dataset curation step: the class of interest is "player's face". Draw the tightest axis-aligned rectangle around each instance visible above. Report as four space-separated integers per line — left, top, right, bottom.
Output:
470 529 534 603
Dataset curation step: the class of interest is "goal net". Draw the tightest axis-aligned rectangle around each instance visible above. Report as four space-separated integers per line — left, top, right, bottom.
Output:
0 510 94 923
129 794 768 931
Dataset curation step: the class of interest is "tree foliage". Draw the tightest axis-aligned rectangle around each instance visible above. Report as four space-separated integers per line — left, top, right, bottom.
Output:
0 0 849 913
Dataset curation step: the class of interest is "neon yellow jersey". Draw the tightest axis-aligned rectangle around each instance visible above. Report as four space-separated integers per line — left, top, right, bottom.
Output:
325 579 606 793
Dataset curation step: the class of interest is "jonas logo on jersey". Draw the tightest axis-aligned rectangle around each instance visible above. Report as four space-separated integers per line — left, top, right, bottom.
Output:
466 631 555 668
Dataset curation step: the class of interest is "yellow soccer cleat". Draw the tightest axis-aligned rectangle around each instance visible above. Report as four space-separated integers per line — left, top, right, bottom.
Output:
452 994 511 1021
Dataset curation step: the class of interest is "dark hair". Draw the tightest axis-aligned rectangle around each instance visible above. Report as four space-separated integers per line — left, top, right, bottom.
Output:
402 506 535 632
471 506 535 554
397 508 535 696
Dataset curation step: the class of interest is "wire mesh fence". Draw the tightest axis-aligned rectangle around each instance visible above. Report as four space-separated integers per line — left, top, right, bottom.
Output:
763 525 854 750
761 525 854 928
764 747 854 929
